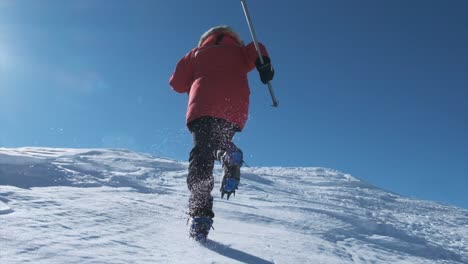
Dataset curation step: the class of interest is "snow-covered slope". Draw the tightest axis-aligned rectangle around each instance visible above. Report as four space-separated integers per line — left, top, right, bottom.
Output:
0 147 467 264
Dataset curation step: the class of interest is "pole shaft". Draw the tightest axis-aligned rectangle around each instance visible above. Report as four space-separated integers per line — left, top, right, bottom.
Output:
241 0 264 63
240 0 279 107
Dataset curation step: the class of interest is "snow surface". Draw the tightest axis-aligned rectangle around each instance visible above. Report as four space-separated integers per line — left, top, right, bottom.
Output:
0 147 467 264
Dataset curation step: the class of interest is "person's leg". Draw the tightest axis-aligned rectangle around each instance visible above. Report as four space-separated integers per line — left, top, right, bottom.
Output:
214 122 243 199
187 118 217 218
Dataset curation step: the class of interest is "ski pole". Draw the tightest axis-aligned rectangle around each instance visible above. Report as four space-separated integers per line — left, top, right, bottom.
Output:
240 0 279 107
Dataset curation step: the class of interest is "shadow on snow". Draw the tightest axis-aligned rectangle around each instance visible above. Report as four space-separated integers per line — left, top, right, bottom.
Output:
203 240 274 264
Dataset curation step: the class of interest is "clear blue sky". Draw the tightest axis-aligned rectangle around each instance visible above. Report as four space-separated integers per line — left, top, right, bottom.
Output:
1 0 467 208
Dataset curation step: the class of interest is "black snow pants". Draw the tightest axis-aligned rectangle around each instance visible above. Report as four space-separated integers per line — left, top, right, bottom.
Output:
187 116 240 218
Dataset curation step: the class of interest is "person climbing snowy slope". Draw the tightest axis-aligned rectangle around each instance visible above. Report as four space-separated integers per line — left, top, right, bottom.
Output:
169 25 274 241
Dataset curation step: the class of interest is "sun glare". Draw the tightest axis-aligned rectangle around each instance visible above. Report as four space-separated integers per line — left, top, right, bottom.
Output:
0 46 5 71
0 40 16 74
0 42 9 72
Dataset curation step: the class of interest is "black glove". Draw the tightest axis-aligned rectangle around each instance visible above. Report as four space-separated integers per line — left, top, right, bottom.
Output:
255 56 274 84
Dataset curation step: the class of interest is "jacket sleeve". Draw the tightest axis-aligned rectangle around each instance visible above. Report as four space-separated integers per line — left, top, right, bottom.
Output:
245 42 270 72
169 51 194 93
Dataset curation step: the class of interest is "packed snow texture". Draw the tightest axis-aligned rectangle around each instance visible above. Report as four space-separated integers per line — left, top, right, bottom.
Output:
0 147 467 264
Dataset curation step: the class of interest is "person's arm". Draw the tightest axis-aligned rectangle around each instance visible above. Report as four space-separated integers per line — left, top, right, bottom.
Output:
169 51 194 93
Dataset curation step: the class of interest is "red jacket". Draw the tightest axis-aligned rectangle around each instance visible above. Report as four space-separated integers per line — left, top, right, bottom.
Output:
169 32 269 130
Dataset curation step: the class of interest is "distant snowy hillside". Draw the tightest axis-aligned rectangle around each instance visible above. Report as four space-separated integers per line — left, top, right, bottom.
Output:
0 147 467 264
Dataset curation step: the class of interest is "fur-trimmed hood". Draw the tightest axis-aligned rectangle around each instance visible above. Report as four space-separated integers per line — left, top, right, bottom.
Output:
198 25 244 47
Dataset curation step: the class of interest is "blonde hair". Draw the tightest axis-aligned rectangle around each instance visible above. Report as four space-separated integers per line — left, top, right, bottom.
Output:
198 25 244 47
